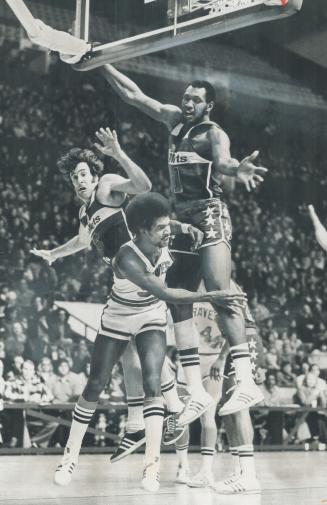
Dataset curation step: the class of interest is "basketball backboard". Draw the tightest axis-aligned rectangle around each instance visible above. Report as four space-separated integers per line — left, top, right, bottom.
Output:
73 0 303 71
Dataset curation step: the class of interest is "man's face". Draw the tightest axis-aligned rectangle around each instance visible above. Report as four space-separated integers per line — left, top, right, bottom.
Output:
70 162 97 201
181 86 212 124
22 362 35 381
144 216 171 248
58 361 70 377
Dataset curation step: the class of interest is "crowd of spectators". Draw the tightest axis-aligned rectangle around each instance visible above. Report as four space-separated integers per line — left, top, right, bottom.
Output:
0 49 327 448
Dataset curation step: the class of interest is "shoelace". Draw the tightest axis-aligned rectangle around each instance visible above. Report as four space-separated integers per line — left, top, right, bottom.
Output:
166 414 177 435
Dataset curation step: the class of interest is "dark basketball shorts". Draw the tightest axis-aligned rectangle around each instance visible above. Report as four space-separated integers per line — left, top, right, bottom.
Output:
219 326 265 407
171 198 232 254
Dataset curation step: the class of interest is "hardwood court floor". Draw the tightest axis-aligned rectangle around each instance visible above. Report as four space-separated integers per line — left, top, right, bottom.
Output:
0 452 326 505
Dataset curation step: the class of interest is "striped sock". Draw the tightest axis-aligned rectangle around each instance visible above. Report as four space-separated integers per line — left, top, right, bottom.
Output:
67 396 97 453
230 343 253 383
238 444 256 478
161 379 184 413
230 446 241 476
143 397 165 463
178 347 204 395
126 396 145 432
201 447 215 472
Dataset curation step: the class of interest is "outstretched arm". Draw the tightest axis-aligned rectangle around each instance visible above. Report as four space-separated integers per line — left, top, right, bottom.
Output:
209 127 268 192
30 225 91 265
308 205 327 252
116 251 246 309
95 127 151 197
101 64 181 130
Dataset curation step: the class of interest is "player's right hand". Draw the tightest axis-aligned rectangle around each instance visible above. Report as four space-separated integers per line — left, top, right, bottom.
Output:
210 356 225 382
209 289 247 312
30 248 55 265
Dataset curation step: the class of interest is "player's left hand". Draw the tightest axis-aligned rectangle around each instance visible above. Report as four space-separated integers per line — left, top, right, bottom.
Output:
187 225 204 251
237 150 268 192
210 356 225 382
94 127 123 160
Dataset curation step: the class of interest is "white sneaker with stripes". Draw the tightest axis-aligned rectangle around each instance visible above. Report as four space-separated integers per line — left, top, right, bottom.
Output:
54 447 78 486
187 470 214 488
142 457 160 493
178 392 214 426
218 382 264 416
110 429 146 463
213 473 261 494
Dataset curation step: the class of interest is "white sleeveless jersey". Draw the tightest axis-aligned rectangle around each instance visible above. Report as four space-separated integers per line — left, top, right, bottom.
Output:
111 241 173 309
193 301 225 355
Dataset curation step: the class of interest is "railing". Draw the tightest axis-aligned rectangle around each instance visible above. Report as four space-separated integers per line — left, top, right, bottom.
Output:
0 403 326 454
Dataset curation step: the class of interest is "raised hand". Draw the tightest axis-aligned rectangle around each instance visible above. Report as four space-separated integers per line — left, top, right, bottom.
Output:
94 127 123 160
237 150 268 192
30 248 55 265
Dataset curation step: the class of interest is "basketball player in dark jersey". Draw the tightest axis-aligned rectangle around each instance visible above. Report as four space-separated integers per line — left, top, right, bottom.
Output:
101 65 267 421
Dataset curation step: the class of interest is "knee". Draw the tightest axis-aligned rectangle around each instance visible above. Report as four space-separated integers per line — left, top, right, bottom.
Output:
85 374 108 397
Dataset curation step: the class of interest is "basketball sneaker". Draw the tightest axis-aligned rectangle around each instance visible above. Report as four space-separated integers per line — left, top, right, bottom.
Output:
163 413 185 445
175 465 191 484
187 470 214 488
54 446 78 486
212 473 261 494
218 382 264 416
110 429 146 463
178 392 214 426
142 457 160 493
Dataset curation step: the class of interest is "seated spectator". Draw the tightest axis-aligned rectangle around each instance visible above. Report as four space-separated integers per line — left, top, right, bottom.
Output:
37 357 58 391
3 360 53 447
50 359 84 403
260 372 283 406
276 362 296 387
294 371 327 445
264 343 280 371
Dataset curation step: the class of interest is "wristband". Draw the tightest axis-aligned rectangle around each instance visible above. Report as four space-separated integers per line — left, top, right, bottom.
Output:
181 223 191 234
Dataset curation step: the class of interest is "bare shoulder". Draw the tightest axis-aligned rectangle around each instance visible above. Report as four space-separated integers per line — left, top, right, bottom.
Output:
114 245 145 275
206 124 230 144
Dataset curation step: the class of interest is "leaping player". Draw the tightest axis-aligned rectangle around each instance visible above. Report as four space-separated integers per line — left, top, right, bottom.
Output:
101 65 267 421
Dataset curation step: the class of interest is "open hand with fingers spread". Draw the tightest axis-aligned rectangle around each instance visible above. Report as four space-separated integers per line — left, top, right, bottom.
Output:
94 127 123 160
30 248 55 265
237 150 268 192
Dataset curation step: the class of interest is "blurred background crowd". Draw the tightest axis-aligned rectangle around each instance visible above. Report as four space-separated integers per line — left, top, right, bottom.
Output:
1 27 327 449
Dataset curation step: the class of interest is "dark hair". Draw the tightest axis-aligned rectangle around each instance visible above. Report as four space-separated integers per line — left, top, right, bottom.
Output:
57 148 104 180
184 80 216 103
125 193 170 234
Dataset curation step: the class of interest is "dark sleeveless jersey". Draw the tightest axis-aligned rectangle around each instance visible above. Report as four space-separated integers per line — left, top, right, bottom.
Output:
79 189 132 265
168 121 223 206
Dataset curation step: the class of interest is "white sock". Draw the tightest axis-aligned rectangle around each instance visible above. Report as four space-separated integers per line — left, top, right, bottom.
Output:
230 343 254 384
143 397 164 463
176 429 190 469
230 446 241 476
200 451 215 473
67 396 97 454
161 379 184 413
126 396 145 432
175 319 205 396
238 444 256 478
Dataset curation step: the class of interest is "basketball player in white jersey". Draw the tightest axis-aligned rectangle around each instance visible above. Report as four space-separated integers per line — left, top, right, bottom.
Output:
174 281 265 494
86 192 246 492
101 65 267 422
